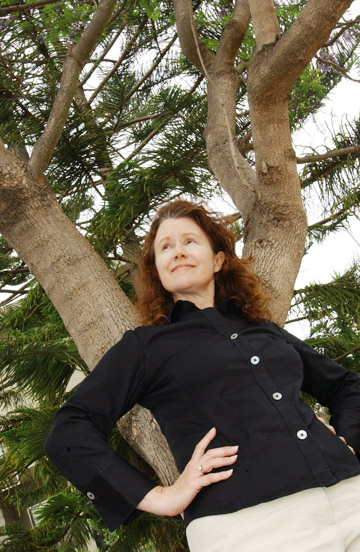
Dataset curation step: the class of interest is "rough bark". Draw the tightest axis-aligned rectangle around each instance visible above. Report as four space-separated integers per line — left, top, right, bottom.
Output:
247 0 280 50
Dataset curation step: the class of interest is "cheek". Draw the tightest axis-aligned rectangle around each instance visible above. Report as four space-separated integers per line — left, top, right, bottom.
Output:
154 257 166 283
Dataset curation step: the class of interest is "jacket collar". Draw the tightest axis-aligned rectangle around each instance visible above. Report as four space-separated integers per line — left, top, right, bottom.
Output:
166 298 242 324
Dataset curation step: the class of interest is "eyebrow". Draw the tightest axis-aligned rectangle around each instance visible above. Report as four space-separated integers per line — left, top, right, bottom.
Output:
156 232 199 246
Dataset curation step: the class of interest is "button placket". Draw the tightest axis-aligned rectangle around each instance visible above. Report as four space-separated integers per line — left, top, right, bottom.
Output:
199 306 336 486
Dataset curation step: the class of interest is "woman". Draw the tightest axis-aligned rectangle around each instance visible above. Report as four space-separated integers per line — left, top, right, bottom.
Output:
45 200 360 551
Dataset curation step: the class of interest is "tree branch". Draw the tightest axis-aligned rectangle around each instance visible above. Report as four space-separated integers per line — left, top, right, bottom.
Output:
308 207 348 229
216 0 251 65
325 15 360 46
0 288 28 294
333 346 360 362
102 34 178 130
315 54 360 82
249 0 353 99
285 316 308 324
247 0 280 50
301 156 345 190
296 144 360 163
0 0 60 15
29 0 118 177
116 113 163 129
0 280 33 307
173 0 214 74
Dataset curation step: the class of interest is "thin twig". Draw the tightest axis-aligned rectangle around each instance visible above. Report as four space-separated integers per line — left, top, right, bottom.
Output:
116 113 163 129
285 316 308 324
315 55 360 83
333 346 360 362
80 30 122 87
297 144 360 164
0 289 28 294
88 21 146 104
308 207 348 229
326 15 360 46
123 75 204 162
0 0 60 14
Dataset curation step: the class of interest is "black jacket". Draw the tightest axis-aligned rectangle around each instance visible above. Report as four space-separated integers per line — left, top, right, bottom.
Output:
45 299 360 531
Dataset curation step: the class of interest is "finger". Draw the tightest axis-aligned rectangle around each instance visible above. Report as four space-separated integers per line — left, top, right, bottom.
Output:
199 469 234 487
317 416 336 434
201 445 239 461
192 427 217 460
200 454 238 474
337 436 356 455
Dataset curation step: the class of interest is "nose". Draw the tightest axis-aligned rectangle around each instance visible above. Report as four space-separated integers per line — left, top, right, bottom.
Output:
173 243 187 259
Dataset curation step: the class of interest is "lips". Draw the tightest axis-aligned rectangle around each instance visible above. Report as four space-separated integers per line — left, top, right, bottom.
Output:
172 264 194 272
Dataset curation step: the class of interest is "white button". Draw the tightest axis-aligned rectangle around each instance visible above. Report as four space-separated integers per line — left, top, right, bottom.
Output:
230 333 238 340
250 355 260 365
272 392 282 400
297 430 308 440
87 492 95 500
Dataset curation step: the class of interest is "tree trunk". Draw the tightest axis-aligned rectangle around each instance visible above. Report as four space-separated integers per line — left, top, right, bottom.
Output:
0 142 178 485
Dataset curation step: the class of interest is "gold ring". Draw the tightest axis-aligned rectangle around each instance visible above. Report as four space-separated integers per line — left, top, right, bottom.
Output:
198 465 206 474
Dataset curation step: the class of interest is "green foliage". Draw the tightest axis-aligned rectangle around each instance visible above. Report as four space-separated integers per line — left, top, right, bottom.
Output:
107 514 188 551
289 263 360 373
0 285 88 404
289 66 328 130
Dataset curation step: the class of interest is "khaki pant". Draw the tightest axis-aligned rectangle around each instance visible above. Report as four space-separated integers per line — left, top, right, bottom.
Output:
186 475 360 552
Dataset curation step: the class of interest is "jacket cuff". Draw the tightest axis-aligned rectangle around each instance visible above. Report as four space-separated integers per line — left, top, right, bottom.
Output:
84 459 157 530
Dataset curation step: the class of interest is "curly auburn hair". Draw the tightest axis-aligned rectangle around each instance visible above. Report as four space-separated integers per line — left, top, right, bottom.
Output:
134 200 270 325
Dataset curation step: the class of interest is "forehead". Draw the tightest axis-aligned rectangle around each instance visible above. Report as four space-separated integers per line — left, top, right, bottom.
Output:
154 217 207 243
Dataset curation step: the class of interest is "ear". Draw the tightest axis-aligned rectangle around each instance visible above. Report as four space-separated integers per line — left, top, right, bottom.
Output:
214 251 225 273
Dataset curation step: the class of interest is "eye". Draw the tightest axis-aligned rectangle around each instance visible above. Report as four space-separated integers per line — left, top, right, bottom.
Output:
162 243 170 251
185 238 195 245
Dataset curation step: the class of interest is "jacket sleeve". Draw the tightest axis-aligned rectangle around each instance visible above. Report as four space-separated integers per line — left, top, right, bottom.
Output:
278 326 360 457
44 330 157 531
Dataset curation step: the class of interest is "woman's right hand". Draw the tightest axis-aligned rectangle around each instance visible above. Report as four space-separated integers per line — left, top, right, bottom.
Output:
137 427 238 517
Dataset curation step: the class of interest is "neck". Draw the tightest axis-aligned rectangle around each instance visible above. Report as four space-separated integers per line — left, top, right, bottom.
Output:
172 292 215 310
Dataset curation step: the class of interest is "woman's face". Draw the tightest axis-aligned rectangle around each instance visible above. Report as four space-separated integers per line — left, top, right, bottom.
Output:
153 217 224 307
